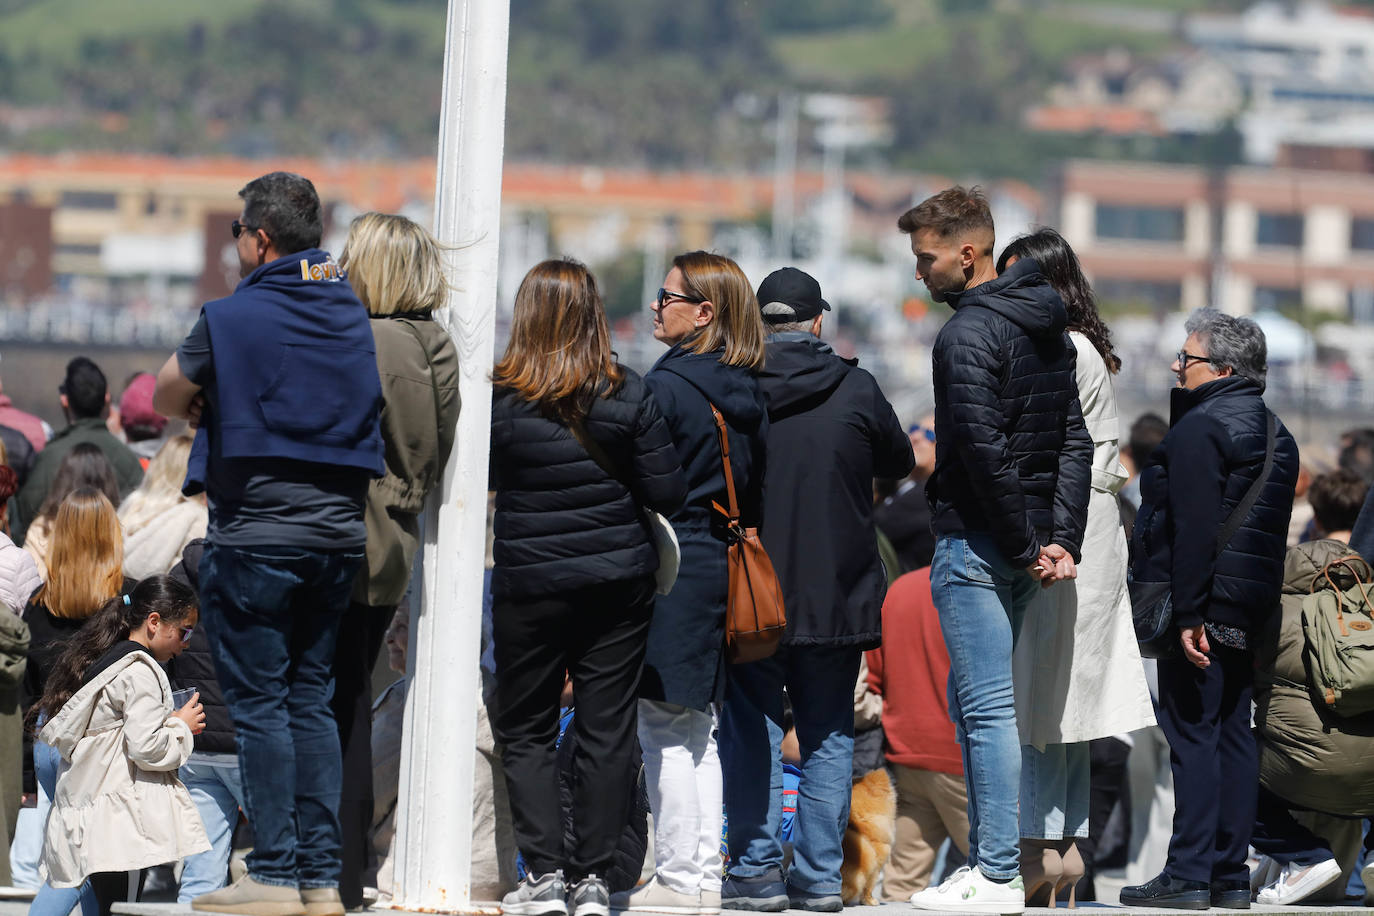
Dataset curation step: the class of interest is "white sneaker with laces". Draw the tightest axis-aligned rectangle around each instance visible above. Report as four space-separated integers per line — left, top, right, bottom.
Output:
1255 858 1342 906
909 866 1025 915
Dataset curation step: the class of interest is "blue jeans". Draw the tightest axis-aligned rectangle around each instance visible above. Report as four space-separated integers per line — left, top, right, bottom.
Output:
1020 742 1090 840
27 737 99 916
932 533 1037 882
719 646 862 895
178 756 247 901
201 543 363 889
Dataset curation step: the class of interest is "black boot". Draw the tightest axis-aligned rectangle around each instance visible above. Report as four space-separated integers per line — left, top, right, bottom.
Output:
1120 873 1210 910
1211 879 1250 909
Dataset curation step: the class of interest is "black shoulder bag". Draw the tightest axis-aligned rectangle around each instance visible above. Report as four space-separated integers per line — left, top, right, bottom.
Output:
1131 412 1277 659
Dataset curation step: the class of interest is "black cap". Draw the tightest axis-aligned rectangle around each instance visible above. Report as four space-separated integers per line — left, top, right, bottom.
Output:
757 267 830 323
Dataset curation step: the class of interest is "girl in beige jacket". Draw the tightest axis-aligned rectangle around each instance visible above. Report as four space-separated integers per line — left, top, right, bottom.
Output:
28 575 209 916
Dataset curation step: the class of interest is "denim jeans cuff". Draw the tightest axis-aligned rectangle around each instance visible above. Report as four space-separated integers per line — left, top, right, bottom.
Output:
299 880 339 890
249 873 299 889
979 868 1019 884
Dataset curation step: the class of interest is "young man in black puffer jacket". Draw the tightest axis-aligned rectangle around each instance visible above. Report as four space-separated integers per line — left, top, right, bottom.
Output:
898 186 1092 915
167 539 246 902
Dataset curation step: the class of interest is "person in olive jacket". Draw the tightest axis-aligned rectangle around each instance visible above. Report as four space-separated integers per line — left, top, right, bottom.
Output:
718 267 913 912
1122 309 1299 911
328 213 462 909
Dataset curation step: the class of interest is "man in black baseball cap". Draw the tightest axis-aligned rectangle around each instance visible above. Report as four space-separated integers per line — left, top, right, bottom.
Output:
756 266 831 330
719 266 913 912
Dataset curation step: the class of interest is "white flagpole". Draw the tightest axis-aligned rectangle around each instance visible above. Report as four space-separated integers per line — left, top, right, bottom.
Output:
389 0 509 911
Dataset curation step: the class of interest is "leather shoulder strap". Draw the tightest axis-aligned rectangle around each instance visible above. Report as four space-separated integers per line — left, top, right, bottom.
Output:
709 404 740 524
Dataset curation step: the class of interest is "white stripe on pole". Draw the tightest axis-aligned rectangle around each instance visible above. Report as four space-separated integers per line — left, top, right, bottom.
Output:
388 0 509 912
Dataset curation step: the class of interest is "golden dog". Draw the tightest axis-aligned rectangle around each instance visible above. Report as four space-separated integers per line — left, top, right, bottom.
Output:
840 767 897 905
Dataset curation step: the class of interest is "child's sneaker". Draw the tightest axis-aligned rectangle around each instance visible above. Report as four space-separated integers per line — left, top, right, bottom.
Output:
502 870 569 916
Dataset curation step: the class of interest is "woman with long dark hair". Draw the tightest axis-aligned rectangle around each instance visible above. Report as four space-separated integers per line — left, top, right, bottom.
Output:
490 259 686 916
997 229 1154 904
27 575 207 916
618 251 769 914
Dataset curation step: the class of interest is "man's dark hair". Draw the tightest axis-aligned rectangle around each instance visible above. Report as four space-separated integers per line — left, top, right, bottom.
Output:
1339 427 1374 485
238 171 323 256
1309 469 1368 536
62 357 107 419
1128 412 1168 470
896 185 994 251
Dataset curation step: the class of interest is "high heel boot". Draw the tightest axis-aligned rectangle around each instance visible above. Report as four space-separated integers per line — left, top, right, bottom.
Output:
1019 839 1063 907
1054 839 1085 908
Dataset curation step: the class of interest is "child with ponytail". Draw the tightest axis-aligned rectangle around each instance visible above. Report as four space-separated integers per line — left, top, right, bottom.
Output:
27 575 210 916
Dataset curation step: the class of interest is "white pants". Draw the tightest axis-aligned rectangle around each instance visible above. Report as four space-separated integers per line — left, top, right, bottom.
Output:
638 699 723 895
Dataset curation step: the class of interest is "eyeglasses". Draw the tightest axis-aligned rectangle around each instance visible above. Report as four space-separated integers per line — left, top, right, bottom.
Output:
1176 350 1214 370
231 219 257 239
908 424 936 443
655 287 706 311
178 625 195 643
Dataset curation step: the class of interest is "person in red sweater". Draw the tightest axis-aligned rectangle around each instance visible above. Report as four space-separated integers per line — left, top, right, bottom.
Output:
866 567 969 899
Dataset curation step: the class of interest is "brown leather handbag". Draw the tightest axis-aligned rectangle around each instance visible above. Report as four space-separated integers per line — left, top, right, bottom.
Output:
710 404 786 663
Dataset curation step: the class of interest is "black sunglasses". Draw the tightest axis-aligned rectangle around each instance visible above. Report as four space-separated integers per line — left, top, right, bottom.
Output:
231 219 258 240
656 287 706 310
1176 350 1215 370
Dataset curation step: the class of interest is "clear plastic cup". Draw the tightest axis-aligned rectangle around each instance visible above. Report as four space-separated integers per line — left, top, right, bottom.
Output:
170 686 198 709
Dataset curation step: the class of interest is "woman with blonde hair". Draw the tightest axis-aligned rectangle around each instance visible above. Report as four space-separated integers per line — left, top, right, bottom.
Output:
119 433 206 579
329 212 462 908
614 251 769 915
490 258 686 916
18 488 128 915
22 444 119 582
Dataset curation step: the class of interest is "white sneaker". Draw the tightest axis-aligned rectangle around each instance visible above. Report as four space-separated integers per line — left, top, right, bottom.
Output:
609 878 700 915
910 866 1025 914
1255 858 1342 906
1362 858 1374 907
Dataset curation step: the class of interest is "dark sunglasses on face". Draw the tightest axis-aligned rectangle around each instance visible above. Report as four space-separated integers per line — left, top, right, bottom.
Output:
231 219 257 240
656 287 706 311
178 625 195 643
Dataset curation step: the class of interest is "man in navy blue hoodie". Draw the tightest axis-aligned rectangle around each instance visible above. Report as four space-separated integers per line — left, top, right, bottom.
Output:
154 172 383 916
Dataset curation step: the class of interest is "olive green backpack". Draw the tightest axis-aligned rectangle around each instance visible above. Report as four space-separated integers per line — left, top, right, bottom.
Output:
1301 556 1374 717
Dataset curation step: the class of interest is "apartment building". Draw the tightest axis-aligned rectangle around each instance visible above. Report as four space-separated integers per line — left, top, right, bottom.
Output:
1058 158 1374 319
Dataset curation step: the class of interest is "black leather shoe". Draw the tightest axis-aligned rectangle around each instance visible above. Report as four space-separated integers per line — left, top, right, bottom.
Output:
1212 879 1251 909
1120 873 1211 910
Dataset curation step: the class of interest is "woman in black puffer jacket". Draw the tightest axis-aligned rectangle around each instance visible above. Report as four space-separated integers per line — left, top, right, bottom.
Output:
489 258 686 916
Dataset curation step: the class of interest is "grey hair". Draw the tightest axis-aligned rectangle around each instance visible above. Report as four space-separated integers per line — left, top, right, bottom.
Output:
1184 307 1267 389
761 302 813 334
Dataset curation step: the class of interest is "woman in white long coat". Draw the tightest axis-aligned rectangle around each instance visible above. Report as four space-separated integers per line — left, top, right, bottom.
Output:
999 229 1156 905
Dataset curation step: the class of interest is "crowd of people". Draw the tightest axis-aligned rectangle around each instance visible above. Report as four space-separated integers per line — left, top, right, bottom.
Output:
0 171 1371 916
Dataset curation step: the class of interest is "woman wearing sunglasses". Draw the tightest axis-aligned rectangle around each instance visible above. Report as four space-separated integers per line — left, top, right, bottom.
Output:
614 252 768 915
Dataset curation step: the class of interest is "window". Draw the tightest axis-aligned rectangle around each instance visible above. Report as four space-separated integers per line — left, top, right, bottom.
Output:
1253 285 1301 312
1094 278 1182 310
1256 212 1303 248
1352 217 1374 252
59 191 118 211
54 243 101 257
1095 204 1185 243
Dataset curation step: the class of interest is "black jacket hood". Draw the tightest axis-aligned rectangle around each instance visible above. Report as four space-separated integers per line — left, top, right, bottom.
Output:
652 345 767 432
758 335 856 419
949 257 1067 339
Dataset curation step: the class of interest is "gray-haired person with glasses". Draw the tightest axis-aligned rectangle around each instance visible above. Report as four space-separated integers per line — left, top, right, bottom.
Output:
1121 308 1299 910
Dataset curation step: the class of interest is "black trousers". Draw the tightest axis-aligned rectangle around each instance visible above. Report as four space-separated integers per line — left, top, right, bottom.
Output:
492 575 655 880
88 870 144 916
331 601 393 908
1158 643 1256 884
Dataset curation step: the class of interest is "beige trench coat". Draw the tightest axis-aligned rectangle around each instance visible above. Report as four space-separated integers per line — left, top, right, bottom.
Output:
38 649 208 886
1013 333 1156 747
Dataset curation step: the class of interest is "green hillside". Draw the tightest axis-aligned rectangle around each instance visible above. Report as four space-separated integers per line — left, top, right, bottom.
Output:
0 0 1252 177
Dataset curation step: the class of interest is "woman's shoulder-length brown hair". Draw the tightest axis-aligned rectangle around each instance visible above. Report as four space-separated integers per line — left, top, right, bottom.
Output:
673 251 766 371
492 258 623 421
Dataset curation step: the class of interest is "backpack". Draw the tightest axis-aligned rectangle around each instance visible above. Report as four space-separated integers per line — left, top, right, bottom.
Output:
1301 556 1374 717
0 611 29 688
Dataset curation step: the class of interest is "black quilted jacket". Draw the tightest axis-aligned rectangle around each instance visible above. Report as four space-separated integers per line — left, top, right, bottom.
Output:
926 258 1093 567
1132 377 1299 631
489 367 687 601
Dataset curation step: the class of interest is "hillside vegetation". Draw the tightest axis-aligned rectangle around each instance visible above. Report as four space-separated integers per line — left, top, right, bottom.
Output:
0 0 1263 177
